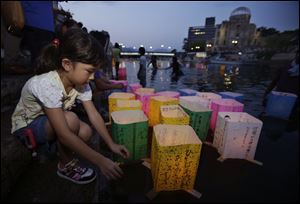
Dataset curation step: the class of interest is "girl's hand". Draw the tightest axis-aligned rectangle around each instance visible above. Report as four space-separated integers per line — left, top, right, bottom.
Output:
97 156 123 180
110 143 130 159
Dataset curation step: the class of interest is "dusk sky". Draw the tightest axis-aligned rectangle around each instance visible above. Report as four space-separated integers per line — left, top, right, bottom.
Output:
60 1 299 51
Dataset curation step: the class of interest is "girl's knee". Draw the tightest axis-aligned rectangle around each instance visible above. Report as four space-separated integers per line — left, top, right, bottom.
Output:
79 122 93 142
64 111 80 133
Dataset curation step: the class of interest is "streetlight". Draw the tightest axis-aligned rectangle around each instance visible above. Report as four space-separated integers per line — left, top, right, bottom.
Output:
161 45 164 48
168 46 171 49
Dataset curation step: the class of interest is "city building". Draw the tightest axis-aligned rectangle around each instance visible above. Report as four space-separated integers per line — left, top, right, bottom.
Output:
213 7 259 52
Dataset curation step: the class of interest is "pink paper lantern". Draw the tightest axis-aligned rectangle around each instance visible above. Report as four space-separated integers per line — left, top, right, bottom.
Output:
129 83 142 93
135 92 158 116
156 91 180 99
210 99 244 132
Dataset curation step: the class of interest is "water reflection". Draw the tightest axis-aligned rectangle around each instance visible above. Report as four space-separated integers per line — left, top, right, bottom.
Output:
122 58 275 116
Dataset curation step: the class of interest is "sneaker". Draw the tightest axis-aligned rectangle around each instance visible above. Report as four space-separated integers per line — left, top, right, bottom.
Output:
57 159 96 184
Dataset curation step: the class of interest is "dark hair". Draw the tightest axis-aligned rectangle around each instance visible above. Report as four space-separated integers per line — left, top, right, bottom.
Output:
114 42 120 48
139 47 145 55
36 28 105 75
62 19 78 30
77 22 83 28
89 30 110 53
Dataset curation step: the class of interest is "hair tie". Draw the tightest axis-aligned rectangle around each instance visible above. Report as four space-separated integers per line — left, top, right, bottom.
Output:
52 38 60 47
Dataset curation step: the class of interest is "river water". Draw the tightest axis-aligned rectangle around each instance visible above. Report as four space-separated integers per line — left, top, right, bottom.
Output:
120 58 276 118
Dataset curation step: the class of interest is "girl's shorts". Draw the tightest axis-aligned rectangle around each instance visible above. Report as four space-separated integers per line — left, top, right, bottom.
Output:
13 115 56 155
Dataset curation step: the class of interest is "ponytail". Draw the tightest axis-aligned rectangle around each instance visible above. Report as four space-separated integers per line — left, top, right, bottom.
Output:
35 28 105 75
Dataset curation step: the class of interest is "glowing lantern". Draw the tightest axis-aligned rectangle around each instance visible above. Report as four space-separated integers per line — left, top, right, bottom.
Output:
112 110 148 161
149 96 178 126
115 100 142 112
108 92 135 123
118 67 127 80
180 96 212 142
196 92 222 108
160 105 190 125
135 88 155 94
178 88 197 96
213 112 262 161
219 91 244 103
151 124 202 192
135 92 157 117
129 83 142 93
210 99 244 132
265 91 298 120
156 91 180 98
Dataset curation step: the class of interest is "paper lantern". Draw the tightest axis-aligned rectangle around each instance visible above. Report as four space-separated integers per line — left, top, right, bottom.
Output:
151 124 202 192
135 92 157 117
135 88 155 94
112 110 148 161
129 83 142 93
156 91 180 99
219 91 244 103
115 100 142 112
118 67 127 80
210 99 244 132
265 91 298 120
108 92 135 123
213 112 262 161
178 88 197 96
196 92 222 108
149 96 178 126
160 105 190 125
180 96 212 142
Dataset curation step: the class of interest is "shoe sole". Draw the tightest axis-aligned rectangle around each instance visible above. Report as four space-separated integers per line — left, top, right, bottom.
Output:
57 171 96 185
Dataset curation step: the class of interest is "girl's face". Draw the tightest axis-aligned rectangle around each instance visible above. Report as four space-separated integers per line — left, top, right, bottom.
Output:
62 59 96 86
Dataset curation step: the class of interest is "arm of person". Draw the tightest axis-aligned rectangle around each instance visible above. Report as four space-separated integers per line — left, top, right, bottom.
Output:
95 77 124 91
82 100 129 158
44 107 124 180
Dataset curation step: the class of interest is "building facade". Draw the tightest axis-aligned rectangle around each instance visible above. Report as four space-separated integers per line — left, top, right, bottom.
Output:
214 7 259 52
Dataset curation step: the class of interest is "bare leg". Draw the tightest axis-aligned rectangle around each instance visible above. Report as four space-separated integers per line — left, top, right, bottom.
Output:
44 111 92 165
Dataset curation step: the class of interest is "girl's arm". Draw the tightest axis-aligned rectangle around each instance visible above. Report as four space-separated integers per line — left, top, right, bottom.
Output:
44 107 124 180
82 100 129 158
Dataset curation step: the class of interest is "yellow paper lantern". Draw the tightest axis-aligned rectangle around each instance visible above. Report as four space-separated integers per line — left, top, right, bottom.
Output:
108 92 135 123
115 100 142 112
151 124 202 192
160 105 190 125
148 96 178 127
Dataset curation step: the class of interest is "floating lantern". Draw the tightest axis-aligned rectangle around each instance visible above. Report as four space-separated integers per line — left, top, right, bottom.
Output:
265 91 298 120
178 88 197 96
112 110 148 161
210 99 244 132
115 100 142 112
156 91 180 99
160 105 190 125
108 92 135 123
196 92 222 108
135 92 157 117
151 124 202 192
213 112 262 162
180 96 212 142
219 91 244 103
118 67 127 80
149 96 178 126
129 83 142 93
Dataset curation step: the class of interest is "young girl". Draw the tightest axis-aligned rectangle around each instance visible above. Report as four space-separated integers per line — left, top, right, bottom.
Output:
11 28 130 184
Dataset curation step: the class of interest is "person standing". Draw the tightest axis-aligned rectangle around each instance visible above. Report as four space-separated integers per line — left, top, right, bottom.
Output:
137 47 147 87
112 42 121 80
